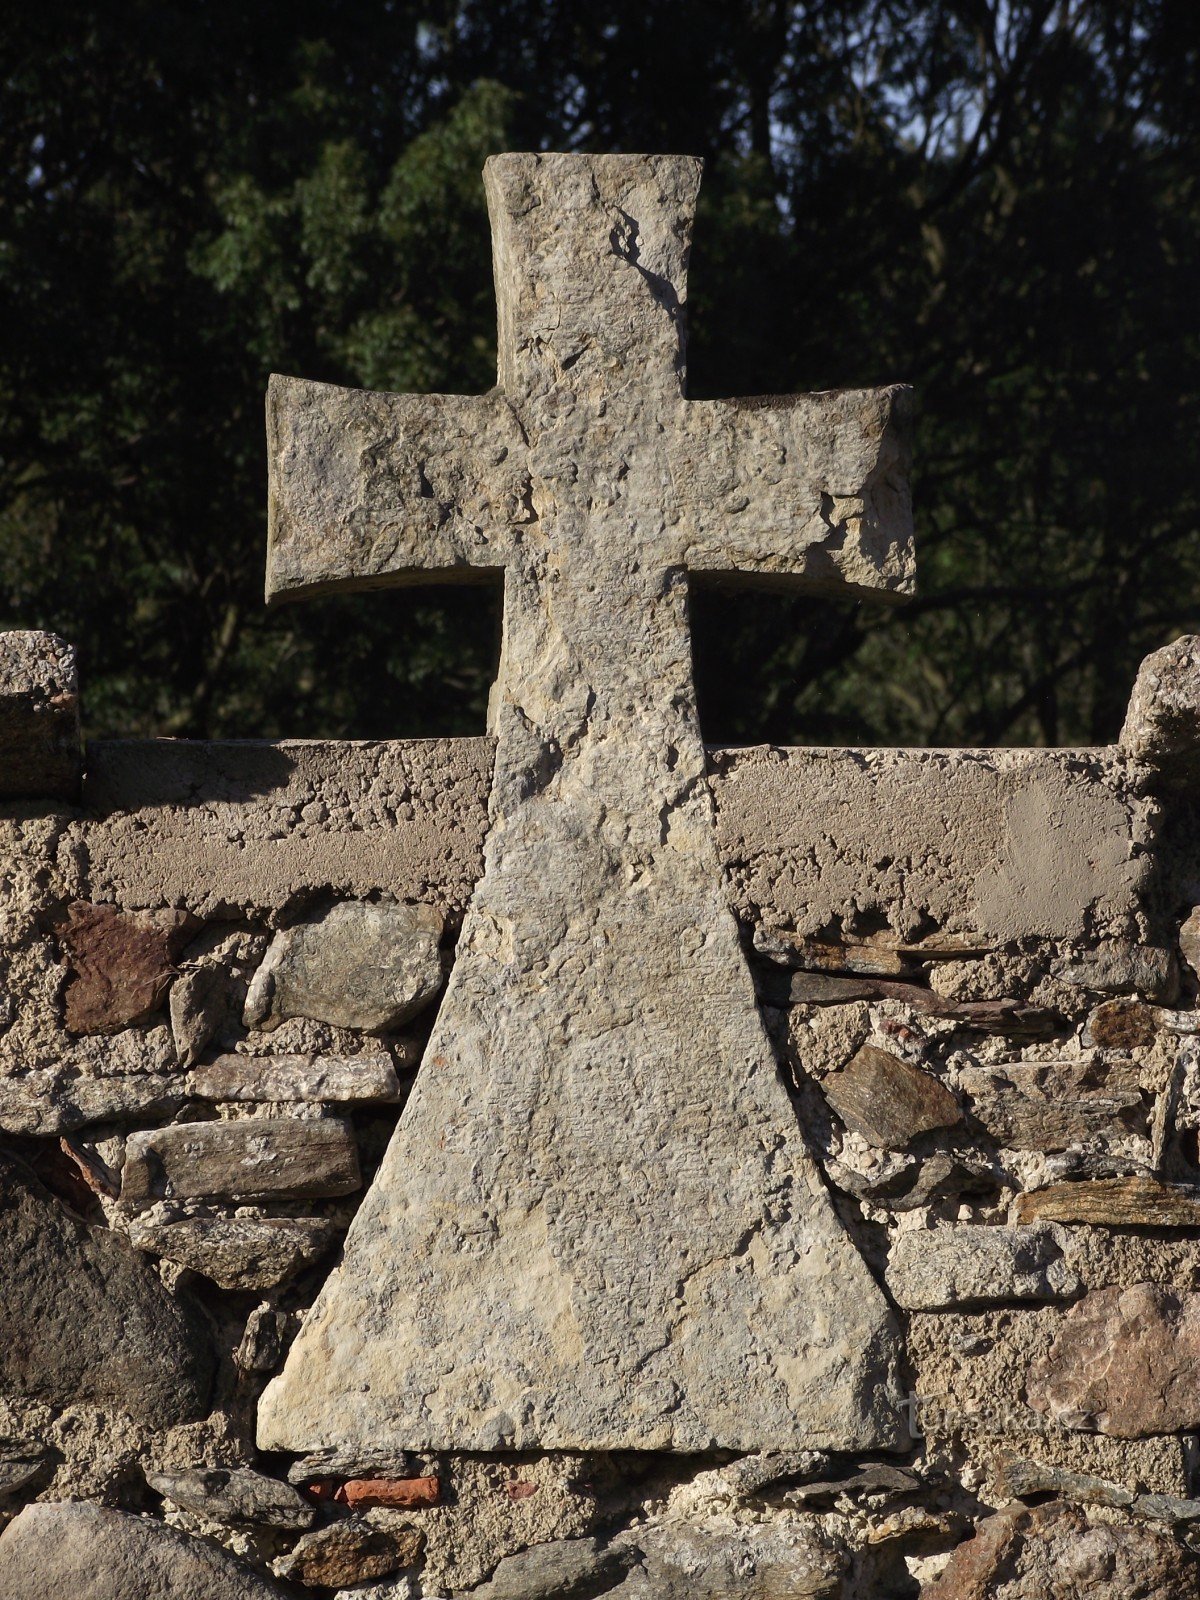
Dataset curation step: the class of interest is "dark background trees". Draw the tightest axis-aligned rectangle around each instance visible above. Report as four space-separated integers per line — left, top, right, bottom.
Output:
2 1 1197 746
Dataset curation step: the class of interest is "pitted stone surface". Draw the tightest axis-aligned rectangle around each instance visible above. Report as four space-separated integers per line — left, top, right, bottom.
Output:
257 153 910 1454
74 740 1149 944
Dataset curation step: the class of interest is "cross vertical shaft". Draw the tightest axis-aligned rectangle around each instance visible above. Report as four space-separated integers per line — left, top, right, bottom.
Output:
258 153 913 1454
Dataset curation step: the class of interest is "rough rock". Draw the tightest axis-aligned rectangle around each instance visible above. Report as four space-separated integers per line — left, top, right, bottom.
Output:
821 1045 962 1149
1130 1492 1200 1525
784 1462 919 1504
243 901 443 1032
885 1225 1079 1310
0 1500 284 1598
275 1519 422 1586
1084 996 1159 1049
1120 633 1200 780
1179 907 1200 980
235 1304 292 1372
840 1153 1003 1212
129 1212 337 1289
147 1465 316 1529
994 1455 1136 1508
1027 1282 1200 1437
751 929 920 976
920 1502 1197 1599
57 901 195 1033
0 1158 212 1423
611 1522 845 1598
191 1052 400 1103
121 1118 360 1205
710 1451 830 1498
1015 1176 1200 1227
170 964 228 1066
0 630 80 800
0 1443 52 1498
287 1453 424 1493
467 1536 638 1600
258 154 907 1456
997 1456 1200 1524
1054 943 1178 1003
334 1475 440 1510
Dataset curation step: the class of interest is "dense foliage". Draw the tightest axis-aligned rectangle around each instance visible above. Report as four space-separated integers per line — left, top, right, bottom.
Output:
2 2 1197 744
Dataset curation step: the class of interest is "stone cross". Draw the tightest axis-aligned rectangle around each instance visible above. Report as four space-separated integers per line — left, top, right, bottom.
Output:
258 153 914 1456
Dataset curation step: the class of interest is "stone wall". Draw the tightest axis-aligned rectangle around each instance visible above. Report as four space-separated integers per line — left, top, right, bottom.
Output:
4 628 1200 1597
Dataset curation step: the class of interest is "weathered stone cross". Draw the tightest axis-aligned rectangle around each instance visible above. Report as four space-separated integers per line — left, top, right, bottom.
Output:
258 153 914 1456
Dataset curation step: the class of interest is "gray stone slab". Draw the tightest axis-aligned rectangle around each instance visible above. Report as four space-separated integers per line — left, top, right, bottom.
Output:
146 1466 315 1530
885 1224 1080 1311
0 1070 183 1135
121 1117 360 1205
0 1501 284 1599
0 630 80 800
190 1052 400 1103
128 1213 338 1290
242 901 443 1031
467 1536 638 1600
257 155 908 1456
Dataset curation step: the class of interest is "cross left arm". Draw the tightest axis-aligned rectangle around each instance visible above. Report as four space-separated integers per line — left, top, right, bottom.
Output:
265 375 534 604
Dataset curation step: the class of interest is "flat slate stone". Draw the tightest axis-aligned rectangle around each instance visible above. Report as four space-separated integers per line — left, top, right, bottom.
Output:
968 1089 1146 1152
468 1536 638 1600
190 1052 400 1103
129 1213 338 1290
243 900 443 1032
121 1117 360 1205
821 1045 962 1149
0 1501 284 1599
0 1159 212 1423
0 1070 183 1135
0 629 80 800
1015 1175 1200 1228
611 1522 845 1599
257 152 908 1456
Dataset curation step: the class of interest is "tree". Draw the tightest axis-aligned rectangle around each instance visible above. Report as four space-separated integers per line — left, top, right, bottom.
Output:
1 1 1197 745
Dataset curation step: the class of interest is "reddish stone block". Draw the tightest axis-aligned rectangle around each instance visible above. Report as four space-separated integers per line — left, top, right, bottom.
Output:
333 1474 441 1510
57 901 196 1033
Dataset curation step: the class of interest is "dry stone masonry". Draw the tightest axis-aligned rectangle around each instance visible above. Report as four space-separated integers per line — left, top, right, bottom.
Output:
2 151 1200 1597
